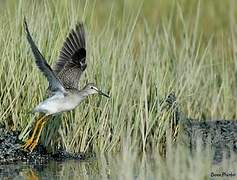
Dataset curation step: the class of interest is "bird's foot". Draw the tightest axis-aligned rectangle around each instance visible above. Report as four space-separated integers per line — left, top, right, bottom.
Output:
22 138 34 150
27 121 46 152
28 139 39 152
21 115 48 152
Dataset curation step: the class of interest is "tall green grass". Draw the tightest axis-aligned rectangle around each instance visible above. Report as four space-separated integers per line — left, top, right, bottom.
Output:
0 0 237 179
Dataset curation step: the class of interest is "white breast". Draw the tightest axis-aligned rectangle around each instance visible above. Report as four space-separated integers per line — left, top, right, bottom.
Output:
34 93 84 115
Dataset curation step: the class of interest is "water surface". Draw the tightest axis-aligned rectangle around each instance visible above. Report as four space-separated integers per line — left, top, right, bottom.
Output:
0 159 102 180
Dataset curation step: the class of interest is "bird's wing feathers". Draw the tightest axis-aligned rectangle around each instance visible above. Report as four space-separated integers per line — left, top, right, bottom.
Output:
54 24 86 89
24 18 65 94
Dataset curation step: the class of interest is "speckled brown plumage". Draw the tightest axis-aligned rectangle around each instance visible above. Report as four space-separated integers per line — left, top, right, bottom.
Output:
54 24 86 89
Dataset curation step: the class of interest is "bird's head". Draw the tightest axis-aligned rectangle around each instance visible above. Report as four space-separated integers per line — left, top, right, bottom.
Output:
84 83 110 98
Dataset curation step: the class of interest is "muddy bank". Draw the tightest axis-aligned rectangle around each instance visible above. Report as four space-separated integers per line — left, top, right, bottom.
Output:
0 120 236 165
0 127 91 165
179 119 237 163
159 93 237 163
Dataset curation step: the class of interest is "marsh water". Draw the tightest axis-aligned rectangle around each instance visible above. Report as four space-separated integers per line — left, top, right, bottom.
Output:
0 159 102 179
1 153 237 179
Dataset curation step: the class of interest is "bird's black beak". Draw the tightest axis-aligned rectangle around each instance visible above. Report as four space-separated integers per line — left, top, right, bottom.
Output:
98 90 110 98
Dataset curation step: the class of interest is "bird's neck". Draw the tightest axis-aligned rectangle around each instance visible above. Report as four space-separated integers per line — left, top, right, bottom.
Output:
71 91 86 106
77 88 89 99
79 92 87 99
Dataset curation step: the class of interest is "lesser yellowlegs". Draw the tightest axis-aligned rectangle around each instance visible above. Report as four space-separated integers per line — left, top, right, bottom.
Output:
22 18 109 152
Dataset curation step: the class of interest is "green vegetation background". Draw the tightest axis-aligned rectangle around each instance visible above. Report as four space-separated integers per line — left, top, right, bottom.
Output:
0 0 236 178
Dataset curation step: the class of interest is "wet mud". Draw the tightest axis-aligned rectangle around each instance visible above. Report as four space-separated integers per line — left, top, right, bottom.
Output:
0 127 90 165
159 92 237 164
180 119 237 163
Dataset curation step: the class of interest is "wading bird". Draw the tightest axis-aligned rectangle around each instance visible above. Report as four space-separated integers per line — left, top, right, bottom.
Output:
22 18 110 152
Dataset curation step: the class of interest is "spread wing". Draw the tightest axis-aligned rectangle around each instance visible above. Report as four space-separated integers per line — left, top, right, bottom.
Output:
54 23 86 89
24 18 65 94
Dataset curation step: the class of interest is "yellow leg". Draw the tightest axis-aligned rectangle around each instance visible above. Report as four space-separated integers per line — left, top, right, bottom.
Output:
22 116 43 149
22 115 47 150
29 117 48 152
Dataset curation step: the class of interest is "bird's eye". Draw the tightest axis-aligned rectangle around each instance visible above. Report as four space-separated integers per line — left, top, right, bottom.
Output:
90 87 93 89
